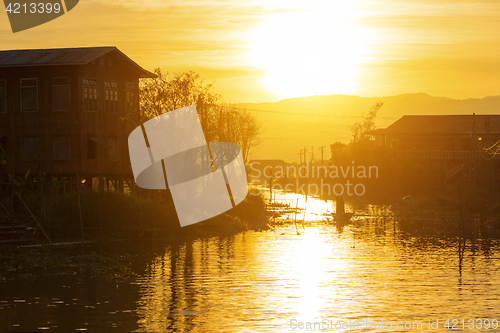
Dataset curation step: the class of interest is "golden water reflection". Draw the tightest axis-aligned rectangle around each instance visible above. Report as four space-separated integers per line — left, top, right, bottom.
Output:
135 193 500 332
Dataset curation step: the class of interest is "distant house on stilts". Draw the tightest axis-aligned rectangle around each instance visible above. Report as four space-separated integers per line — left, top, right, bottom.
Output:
372 114 500 187
0 46 155 191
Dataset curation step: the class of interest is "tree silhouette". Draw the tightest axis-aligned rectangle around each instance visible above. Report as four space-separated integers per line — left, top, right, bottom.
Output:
139 68 260 162
349 102 383 144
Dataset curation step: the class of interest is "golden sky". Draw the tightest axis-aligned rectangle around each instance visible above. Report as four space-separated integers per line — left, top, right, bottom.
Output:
1 0 500 102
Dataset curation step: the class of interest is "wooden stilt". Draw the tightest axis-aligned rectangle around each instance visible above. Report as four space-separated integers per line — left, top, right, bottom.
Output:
98 174 104 191
119 175 124 193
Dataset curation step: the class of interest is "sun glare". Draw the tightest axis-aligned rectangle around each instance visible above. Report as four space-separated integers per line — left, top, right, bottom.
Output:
246 1 374 100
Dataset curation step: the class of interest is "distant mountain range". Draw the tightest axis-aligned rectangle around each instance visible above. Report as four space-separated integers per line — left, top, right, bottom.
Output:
237 93 500 162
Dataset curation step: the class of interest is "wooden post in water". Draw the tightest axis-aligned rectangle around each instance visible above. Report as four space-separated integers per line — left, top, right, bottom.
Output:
76 173 85 248
458 184 466 277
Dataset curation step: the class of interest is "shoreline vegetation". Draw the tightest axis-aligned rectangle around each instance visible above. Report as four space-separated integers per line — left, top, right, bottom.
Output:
0 188 269 283
1 188 270 243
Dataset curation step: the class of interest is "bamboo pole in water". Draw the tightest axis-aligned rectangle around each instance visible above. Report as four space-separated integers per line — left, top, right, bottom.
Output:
76 174 85 247
0 201 12 217
294 198 300 235
14 192 52 244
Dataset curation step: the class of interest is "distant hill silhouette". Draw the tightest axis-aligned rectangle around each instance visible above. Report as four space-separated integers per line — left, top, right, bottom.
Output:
238 93 500 162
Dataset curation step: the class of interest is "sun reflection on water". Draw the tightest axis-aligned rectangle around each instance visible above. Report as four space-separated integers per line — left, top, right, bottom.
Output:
130 191 500 333
294 228 335 321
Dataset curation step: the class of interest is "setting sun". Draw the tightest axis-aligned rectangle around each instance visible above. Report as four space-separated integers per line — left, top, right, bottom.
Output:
246 2 374 99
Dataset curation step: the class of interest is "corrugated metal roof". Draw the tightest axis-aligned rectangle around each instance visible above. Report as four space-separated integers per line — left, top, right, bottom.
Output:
0 46 155 77
0 47 115 66
377 115 500 135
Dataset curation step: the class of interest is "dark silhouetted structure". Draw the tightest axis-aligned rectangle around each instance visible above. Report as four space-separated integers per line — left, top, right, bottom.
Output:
373 114 500 186
0 46 154 190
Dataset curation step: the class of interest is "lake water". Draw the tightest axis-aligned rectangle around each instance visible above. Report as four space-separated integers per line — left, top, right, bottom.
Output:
1 192 500 332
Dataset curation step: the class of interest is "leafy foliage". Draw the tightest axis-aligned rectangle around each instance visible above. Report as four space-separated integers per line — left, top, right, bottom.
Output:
349 102 383 144
140 69 218 121
330 102 384 167
139 68 260 161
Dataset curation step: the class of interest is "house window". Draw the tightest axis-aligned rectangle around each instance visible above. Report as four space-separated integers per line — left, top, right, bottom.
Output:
83 78 98 112
87 137 97 159
22 137 39 160
126 82 136 114
108 137 118 161
21 78 37 112
53 77 70 111
0 80 6 113
53 136 70 160
105 81 118 113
